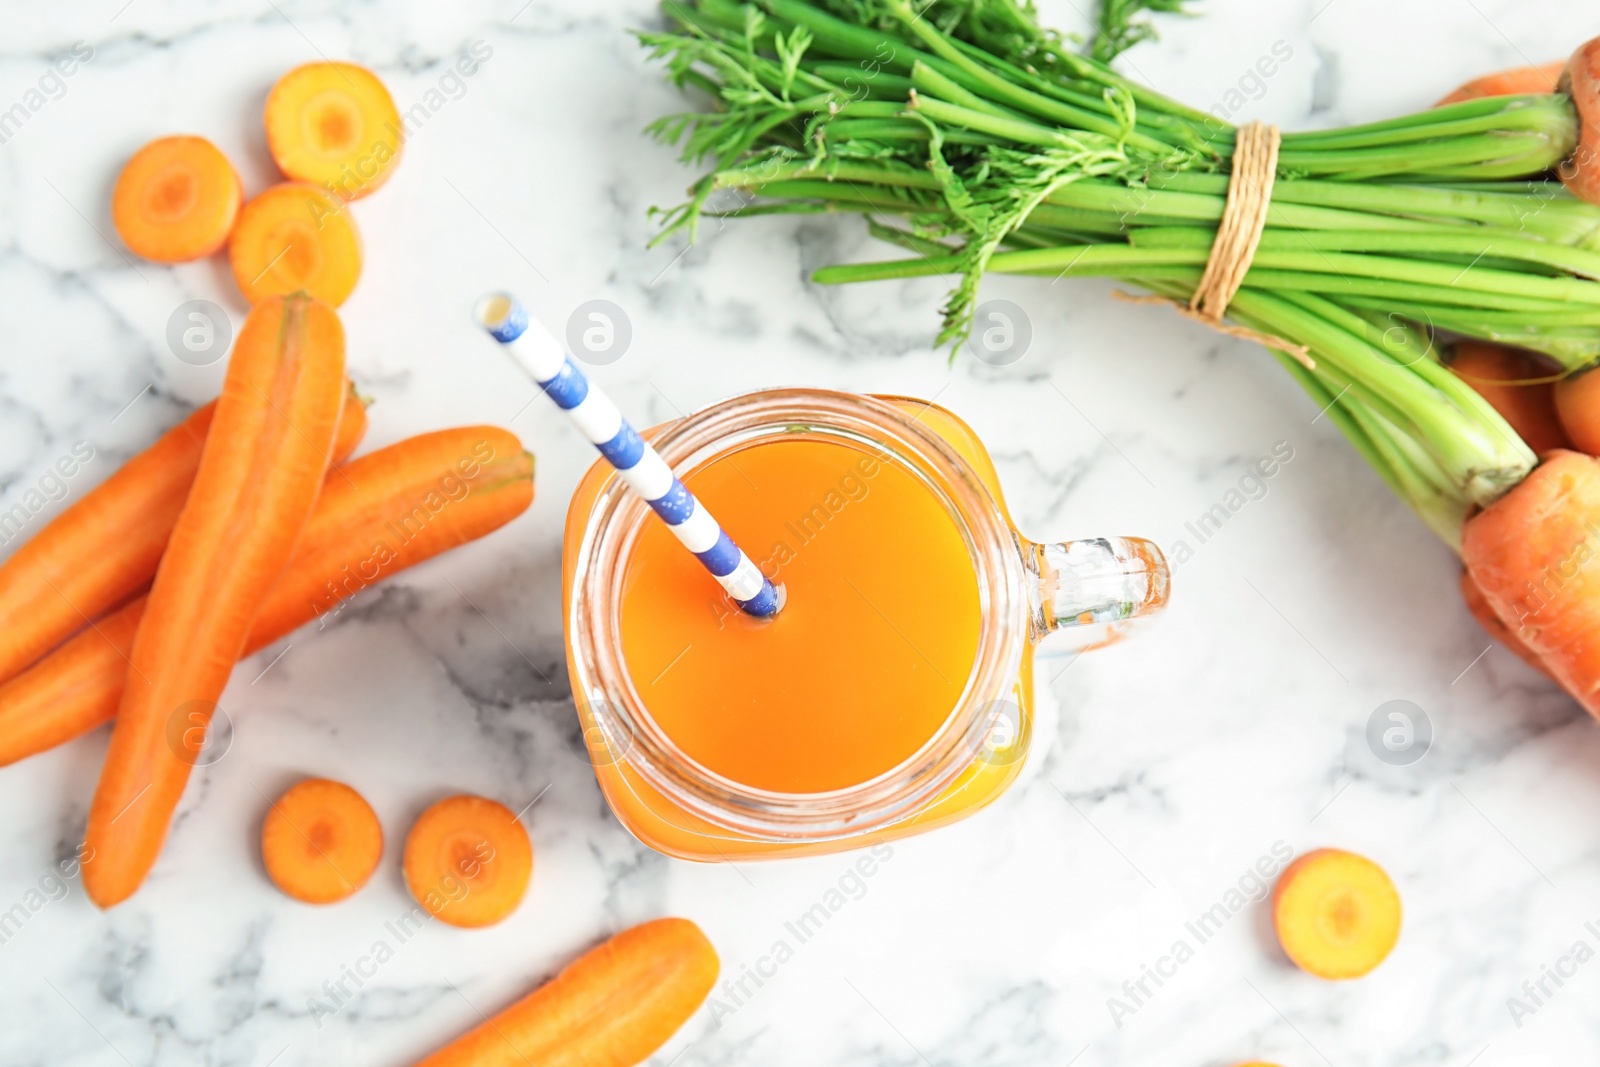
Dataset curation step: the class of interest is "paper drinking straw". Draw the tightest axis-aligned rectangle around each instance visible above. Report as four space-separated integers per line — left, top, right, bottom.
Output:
474 293 782 618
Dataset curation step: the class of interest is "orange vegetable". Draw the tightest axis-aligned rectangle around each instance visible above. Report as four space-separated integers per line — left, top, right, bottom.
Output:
261 778 383 903
83 293 347 908
0 426 533 767
1555 367 1600 455
1447 341 1567 455
0 382 364 691
413 918 719 1067
1459 568 1550 679
229 182 362 307
111 135 242 262
1272 848 1401 979
1559 37 1600 207
265 62 403 201
1435 61 1563 106
1463 449 1600 718
403 795 532 929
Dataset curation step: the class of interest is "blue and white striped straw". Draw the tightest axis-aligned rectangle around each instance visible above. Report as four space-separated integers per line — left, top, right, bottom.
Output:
474 293 782 618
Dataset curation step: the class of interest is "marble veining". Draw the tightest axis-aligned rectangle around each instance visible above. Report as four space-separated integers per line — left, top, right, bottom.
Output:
2 0 1599 1064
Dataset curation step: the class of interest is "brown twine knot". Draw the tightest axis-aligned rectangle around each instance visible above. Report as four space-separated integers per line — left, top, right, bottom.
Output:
1116 121 1314 369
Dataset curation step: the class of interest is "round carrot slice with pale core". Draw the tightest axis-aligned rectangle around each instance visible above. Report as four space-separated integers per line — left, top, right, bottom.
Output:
229 182 362 307
1272 848 1401 979
265 61 402 200
261 777 382 904
112 135 242 263
403 794 532 928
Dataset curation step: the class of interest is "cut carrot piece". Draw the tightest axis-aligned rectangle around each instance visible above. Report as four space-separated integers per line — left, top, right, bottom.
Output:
229 182 362 307
1435 61 1563 106
1464 449 1600 717
83 293 347 908
403 795 532 929
0 383 364 690
0 427 532 768
414 918 719 1067
261 778 382 903
1555 368 1600 456
1459 568 1550 679
1448 341 1567 455
1272 849 1401 979
112 135 242 262
265 62 402 201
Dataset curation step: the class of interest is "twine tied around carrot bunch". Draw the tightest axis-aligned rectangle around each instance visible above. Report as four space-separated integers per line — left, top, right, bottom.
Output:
1116 121 1314 369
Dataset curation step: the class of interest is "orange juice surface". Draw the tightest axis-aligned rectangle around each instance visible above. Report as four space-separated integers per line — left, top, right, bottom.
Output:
618 437 981 793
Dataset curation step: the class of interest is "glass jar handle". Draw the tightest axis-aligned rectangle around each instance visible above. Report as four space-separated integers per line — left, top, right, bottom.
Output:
1022 536 1170 648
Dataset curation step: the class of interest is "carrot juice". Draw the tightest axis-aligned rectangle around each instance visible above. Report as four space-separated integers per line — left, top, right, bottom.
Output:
617 436 981 794
562 394 1044 861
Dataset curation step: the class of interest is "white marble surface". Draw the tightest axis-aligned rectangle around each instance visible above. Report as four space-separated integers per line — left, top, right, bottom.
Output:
2 0 1598 1064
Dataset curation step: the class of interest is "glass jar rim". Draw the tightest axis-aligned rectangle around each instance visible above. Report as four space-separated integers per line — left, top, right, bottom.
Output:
567 387 1028 841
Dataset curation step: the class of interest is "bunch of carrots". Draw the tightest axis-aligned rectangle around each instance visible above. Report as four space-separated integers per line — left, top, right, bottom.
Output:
1423 54 1600 711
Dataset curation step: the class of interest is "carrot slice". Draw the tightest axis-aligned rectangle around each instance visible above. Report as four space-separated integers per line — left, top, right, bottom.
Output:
403 795 532 929
1459 568 1551 679
83 293 347 908
1464 449 1600 717
229 182 362 307
1435 61 1563 106
1448 341 1568 455
0 427 532 768
0 382 364 690
265 62 402 201
262 778 382 904
414 918 719 1067
1272 849 1401 979
112 135 243 262
1554 367 1600 455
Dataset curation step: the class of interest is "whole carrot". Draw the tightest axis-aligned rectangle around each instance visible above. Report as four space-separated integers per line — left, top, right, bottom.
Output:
1458 568 1550 679
1555 367 1600 456
1435 61 1563 106
0 428 533 767
0 382 365 688
414 918 719 1067
1447 341 1568 456
83 293 346 908
1463 449 1600 716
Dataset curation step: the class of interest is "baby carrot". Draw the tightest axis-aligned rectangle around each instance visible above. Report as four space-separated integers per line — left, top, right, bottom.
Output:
83 293 347 908
112 135 242 262
1463 449 1600 718
0 382 365 689
0 427 533 767
413 918 719 1067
